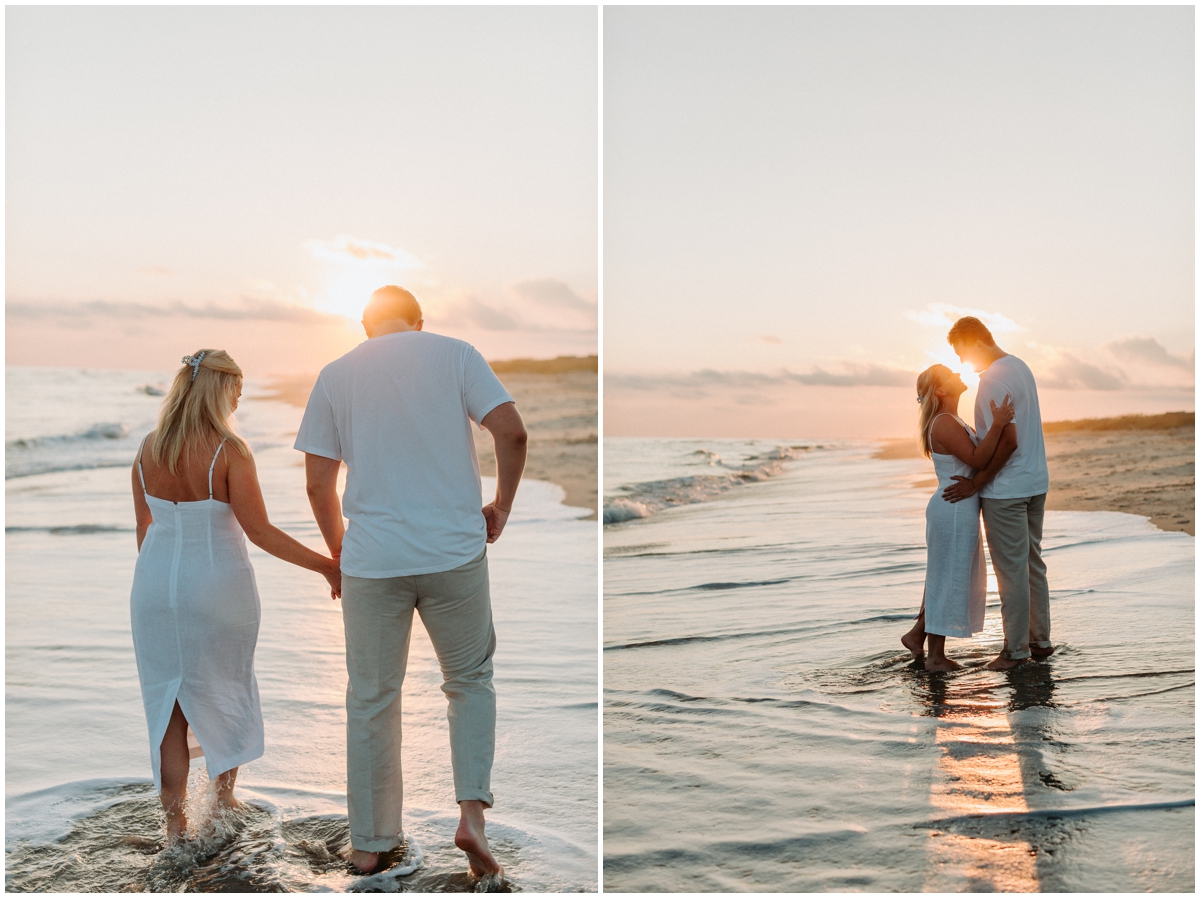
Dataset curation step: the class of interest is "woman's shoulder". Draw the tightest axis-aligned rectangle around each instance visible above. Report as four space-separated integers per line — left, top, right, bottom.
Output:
931 413 970 440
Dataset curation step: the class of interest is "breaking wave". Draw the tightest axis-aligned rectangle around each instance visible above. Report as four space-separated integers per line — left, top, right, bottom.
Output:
603 445 813 525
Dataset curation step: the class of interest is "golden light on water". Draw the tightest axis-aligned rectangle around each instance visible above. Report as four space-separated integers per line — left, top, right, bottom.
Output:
923 699 1039 892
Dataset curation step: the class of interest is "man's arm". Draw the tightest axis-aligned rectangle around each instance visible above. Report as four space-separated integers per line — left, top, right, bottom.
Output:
305 453 346 560
479 402 528 543
943 424 1018 503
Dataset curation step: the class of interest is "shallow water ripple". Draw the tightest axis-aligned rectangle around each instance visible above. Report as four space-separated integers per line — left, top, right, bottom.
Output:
603 440 1194 892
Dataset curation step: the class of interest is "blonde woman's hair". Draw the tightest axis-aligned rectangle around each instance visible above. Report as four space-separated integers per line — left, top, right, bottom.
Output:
916 365 948 459
151 349 250 474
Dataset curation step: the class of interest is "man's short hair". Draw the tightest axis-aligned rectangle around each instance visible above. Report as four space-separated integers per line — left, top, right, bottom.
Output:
947 316 996 348
364 286 422 327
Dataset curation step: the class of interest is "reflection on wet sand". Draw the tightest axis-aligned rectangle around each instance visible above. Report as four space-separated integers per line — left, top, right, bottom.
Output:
911 660 1059 892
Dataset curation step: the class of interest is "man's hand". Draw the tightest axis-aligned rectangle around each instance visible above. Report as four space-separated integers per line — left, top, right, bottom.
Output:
483 503 511 543
942 475 978 503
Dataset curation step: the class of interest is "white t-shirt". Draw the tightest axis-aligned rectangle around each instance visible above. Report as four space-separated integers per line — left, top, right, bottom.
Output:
973 354 1049 499
294 331 514 578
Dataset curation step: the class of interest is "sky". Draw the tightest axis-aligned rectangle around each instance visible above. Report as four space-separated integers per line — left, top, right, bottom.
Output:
604 6 1194 438
6 6 597 375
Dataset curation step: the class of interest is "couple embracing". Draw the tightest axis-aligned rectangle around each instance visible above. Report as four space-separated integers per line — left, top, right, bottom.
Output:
129 286 526 882
902 316 1054 672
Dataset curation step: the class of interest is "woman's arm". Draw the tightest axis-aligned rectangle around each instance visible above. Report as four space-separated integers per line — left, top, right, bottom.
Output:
132 461 153 551
228 448 341 597
932 394 1014 469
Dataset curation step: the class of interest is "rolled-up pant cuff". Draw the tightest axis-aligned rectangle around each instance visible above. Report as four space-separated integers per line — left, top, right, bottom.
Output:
350 834 404 853
1031 640 1053 649
457 789 494 808
1005 649 1032 660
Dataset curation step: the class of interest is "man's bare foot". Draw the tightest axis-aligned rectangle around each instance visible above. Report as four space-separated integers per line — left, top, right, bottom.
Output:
924 656 962 672
455 800 503 881
1030 644 1056 659
985 654 1026 670
346 848 382 874
900 630 926 658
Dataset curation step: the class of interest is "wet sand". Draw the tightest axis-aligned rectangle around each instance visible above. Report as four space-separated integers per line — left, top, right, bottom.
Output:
875 412 1195 535
261 357 597 519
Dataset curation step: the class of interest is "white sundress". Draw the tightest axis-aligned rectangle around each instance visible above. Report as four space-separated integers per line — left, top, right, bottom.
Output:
924 414 987 638
130 438 264 789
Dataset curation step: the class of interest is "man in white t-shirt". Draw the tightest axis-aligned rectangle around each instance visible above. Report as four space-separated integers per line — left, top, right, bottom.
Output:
295 285 527 881
941 316 1053 671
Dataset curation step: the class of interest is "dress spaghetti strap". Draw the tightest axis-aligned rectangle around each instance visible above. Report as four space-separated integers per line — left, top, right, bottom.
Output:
208 439 227 500
137 436 149 493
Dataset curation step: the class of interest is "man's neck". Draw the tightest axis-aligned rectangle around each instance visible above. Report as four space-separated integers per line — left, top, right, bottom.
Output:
978 345 1008 372
369 320 421 339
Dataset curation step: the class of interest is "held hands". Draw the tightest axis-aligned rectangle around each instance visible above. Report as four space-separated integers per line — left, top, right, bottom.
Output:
942 475 978 504
321 555 342 600
990 393 1015 429
482 503 511 544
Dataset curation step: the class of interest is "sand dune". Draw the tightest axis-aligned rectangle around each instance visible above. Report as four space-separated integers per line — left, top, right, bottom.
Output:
875 412 1194 535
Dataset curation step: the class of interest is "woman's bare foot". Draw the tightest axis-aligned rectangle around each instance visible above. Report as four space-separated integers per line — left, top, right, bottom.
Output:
165 810 188 846
214 769 241 811
924 655 961 672
901 630 926 658
455 800 503 881
1030 644 1056 659
985 654 1025 670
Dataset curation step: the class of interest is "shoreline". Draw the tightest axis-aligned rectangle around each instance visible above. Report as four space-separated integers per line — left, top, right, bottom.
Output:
874 412 1194 536
260 361 598 520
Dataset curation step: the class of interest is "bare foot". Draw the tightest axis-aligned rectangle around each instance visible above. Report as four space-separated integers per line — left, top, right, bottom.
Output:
1031 645 1056 659
900 630 926 659
165 812 188 846
455 801 503 881
924 656 962 672
985 654 1026 671
346 847 381 874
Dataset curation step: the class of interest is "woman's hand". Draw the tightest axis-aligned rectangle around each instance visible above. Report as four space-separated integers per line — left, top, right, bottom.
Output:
990 394 1014 430
321 557 342 600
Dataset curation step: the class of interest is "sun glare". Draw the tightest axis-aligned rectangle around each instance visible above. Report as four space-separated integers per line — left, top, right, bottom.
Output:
307 235 424 323
926 346 979 389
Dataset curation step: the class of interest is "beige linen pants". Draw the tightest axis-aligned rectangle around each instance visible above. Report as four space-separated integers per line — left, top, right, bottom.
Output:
341 549 496 852
980 494 1051 661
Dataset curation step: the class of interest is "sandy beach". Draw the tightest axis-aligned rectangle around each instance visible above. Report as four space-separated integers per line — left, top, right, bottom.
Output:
875 412 1195 535
262 355 598 519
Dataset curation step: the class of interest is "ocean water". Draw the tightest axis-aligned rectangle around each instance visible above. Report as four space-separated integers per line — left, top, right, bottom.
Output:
603 437 1194 892
5 366 598 892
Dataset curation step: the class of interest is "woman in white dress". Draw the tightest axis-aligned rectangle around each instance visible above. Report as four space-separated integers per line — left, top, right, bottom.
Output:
131 349 341 844
900 365 1013 672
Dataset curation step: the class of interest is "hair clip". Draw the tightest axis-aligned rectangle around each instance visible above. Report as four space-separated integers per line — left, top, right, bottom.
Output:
182 351 207 381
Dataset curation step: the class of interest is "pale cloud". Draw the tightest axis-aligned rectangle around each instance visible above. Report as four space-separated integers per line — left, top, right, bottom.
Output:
304 235 423 269
433 296 520 332
1021 340 1192 392
512 278 593 313
7 296 335 324
756 335 784 345
608 362 915 399
509 278 596 331
906 303 1021 336
425 278 596 335
1107 336 1193 370
1038 352 1126 391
